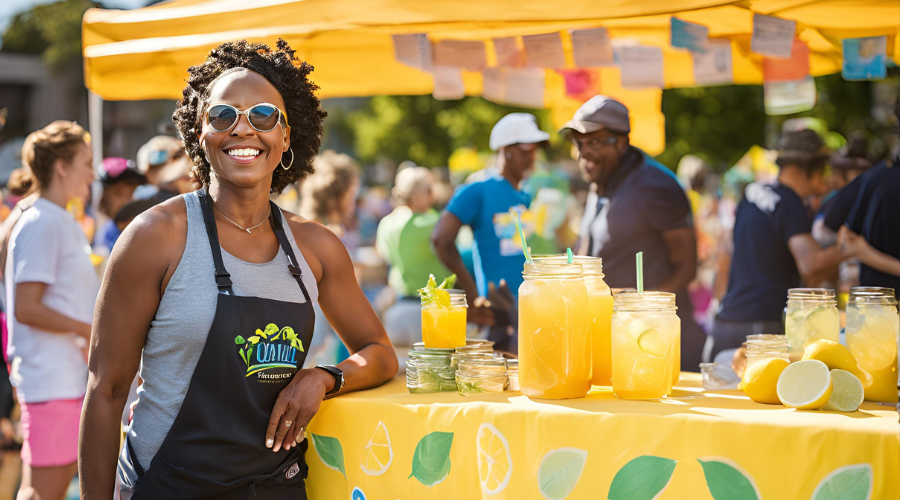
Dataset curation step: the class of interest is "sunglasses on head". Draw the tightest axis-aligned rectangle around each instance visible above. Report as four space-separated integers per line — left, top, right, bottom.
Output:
206 103 289 133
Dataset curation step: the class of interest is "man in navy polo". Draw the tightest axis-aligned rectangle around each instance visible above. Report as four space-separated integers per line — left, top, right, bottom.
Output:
562 96 704 371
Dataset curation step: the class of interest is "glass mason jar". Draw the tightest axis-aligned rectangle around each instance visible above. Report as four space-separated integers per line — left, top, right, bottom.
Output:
611 291 680 399
744 334 790 373
846 287 899 403
785 288 839 360
456 358 509 396
421 289 467 349
406 347 457 393
506 359 519 391
518 262 591 399
533 255 614 386
450 341 495 371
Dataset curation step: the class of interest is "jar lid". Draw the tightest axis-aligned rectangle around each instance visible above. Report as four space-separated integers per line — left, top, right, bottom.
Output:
531 255 605 277
788 288 836 300
612 290 677 311
848 286 898 305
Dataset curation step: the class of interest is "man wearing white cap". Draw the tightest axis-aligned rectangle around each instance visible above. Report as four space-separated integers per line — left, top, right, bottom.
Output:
432 114 549 348
562 96 704 371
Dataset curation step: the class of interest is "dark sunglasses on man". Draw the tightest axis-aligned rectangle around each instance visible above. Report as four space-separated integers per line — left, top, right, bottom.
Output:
206 103 289 133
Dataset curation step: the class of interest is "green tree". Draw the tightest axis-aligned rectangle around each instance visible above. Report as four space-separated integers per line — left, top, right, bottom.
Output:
1 0 97 70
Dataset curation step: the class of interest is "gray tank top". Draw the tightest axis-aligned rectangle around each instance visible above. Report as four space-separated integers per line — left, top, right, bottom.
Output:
128 192 318 469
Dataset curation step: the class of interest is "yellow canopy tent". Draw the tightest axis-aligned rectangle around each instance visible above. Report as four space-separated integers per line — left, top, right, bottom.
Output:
82 0 900 154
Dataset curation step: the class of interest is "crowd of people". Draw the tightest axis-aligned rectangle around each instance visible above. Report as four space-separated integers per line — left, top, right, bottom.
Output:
0 37 896 500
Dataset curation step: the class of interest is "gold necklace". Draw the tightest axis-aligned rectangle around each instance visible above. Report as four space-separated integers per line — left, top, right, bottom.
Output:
214 206 271 233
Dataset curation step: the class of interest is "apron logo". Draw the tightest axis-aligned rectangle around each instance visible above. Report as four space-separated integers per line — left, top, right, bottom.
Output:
234 323 304 377
285 462 301 479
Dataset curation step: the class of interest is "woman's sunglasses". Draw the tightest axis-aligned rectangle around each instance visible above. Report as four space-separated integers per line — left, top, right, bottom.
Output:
206 103 289 133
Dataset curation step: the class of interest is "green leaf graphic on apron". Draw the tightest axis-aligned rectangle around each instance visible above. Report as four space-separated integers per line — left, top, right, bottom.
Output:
538 447 587 500
698 458 761 500
311 433 346 477
607 455 676 500
234 335 246 345
409 431 453 487
812 464 872 500
238 349 248 366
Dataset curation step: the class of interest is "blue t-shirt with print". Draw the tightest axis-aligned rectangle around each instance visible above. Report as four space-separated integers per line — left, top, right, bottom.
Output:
718 182 812 322
447 176 531 297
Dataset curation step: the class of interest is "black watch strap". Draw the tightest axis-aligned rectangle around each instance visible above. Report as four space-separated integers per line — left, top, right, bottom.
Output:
316 365 344 396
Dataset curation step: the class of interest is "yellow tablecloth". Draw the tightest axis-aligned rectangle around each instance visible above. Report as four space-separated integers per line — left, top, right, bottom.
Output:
306 373 898 500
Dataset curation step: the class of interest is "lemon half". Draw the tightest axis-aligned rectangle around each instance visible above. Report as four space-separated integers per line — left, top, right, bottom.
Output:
822 369 864 412
776 360 833 410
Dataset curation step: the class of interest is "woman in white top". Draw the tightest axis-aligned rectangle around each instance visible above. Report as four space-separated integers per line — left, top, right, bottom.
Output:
5 120 98 500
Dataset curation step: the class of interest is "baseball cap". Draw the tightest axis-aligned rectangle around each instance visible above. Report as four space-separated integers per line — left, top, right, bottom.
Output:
489 113 550 151
777 129 830 163
559 95 630 135
137 135 183 174
100 157 146 186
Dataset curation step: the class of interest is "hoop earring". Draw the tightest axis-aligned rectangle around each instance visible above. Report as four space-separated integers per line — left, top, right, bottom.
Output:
280 148 294 171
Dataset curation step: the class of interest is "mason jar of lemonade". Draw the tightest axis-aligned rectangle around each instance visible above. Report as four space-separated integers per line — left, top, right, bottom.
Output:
533 255 614 386
785 288 840 360
846 287 899 403
421 289 467 349
611 291 680 399
518 262 591 399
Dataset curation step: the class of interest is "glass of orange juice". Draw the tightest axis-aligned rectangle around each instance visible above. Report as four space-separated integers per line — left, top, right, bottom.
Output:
611 291 679 399
533 256 613 386
421 289 467 349
518 262 591 399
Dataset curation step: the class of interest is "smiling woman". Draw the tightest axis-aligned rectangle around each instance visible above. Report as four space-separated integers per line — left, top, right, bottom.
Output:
78 40 398 500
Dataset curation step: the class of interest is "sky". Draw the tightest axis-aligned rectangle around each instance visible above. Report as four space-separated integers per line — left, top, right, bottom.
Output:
0 0 149 38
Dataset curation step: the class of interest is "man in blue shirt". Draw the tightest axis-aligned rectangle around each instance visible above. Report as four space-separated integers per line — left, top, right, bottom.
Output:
562 95 705 371
433 113 549 350
709 129 848 362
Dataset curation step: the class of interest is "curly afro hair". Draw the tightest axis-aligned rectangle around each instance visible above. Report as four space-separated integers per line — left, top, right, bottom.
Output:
173 39 327 194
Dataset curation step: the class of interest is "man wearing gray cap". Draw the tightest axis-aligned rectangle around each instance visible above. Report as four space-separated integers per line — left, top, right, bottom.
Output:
562 95 704 371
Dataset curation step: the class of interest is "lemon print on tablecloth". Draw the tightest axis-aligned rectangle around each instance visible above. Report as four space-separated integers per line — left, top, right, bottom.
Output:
537 447 587 500
476 423 512 496
360 421 393 476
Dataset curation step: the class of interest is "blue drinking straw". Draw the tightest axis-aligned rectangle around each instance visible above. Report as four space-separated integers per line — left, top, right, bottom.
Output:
567 247 574 264
636 252 644 294
513 212 533 265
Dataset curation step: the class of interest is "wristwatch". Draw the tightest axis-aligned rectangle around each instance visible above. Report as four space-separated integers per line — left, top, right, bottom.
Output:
315 365 344 396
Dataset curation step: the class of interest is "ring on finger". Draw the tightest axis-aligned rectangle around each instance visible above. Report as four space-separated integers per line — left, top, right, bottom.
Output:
285 420 293 427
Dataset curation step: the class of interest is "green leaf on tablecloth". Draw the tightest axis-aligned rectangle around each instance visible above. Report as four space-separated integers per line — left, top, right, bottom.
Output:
311 433 345 477
409 431 453 487
538 447 587 500
608 455 676 500
698 458 761 500
812 464 872 500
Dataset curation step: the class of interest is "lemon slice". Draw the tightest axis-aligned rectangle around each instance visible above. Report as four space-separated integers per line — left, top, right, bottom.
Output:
476 423 512 495
360 421 392 476
848 315 898 372
776 360 833 410
637 328 669 358
742 358 789 405
822 369 864 412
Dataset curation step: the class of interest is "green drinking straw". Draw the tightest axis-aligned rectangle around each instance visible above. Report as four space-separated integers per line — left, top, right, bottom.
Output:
513 212 533 265
566 247 574 264
636 251 644 294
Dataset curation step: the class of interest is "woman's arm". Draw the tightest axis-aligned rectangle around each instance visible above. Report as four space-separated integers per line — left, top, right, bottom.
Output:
15 282 91 338
79 204 184 499
265 221 399 453
840 226 900 277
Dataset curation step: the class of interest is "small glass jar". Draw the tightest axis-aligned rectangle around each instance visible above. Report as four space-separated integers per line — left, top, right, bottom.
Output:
846 287 899 403
421 289 467 349
406 347 457 393
744 334 790 373
506 359 519 391
611 291 680 399
785 288 839 360
450 341 495 371
518 262 591 399
456 358 509 396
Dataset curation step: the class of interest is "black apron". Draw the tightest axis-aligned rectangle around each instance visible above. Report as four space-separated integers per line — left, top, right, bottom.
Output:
118 189 315 500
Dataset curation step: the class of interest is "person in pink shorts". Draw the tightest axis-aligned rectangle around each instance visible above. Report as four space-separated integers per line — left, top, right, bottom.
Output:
5 121 98 500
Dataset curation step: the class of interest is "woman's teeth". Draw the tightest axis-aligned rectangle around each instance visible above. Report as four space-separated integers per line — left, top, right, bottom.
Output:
227 148 261 159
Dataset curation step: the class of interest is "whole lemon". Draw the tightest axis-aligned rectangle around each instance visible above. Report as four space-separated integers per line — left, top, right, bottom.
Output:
802 339 872 386
742 358 790 404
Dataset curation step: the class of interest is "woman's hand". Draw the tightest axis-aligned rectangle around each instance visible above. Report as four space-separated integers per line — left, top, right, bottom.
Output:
265 368 335 453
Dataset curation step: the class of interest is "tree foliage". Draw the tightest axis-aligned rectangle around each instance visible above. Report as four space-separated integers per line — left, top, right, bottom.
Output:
1 0 97 70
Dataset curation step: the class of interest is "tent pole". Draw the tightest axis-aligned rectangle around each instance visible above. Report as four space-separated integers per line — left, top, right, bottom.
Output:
88 91 103 173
